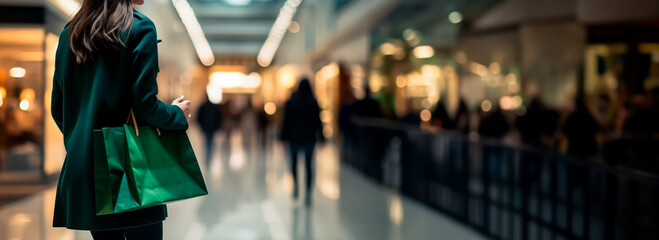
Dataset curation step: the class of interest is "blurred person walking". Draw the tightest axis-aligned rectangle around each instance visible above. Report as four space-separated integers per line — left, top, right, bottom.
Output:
280 78 324 206
50 0 191 239
478 105 510 139
351 85 383 118
563 98 599 158
430 101 453 129
197 98 223 167
453 99 471 135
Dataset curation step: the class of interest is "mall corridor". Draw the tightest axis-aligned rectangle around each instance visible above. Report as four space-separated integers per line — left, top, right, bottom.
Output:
2 0 659 239
0 123 486 240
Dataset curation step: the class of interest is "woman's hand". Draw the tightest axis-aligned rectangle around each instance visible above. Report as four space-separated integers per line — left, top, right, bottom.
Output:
172 95 191 118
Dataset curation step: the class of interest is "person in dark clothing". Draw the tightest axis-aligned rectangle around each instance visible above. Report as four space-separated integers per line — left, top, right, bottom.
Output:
515 98 543 147
623 90 659 135
453 99 471 135
256 102 270 152
431 101 453 129
197 99 223 166
280 78 324 206
401 112 421 125
338 99 355 162
401 100 421 125
478 106 510 139
478 105 510 192
351 86 383 118
563 98 599 158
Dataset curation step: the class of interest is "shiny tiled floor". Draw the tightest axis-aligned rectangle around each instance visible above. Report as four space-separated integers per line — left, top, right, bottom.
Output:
0 123 486 240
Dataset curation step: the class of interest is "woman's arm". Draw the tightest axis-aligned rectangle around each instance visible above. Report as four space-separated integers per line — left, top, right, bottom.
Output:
129 18 188 130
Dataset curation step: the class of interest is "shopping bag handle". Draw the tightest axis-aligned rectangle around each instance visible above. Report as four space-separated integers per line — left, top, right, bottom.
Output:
126 108 161 137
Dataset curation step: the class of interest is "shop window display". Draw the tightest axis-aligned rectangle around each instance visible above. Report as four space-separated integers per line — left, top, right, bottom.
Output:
0 27 49 183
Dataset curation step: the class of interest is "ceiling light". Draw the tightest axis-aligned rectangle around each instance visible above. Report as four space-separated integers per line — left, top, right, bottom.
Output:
257 0 304 67
172 0 215 66
224 0 252 6
10 67 26 78
448 11 463 24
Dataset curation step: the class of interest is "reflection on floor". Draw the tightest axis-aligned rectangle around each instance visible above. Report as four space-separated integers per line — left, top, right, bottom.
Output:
0 126 486 240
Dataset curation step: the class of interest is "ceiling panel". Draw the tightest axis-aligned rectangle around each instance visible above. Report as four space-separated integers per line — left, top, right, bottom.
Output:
190 0 285 58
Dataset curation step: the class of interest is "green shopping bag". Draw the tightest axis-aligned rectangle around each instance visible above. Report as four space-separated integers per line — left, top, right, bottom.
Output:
93 127 142 215
94 109 207 215
122 124 208 209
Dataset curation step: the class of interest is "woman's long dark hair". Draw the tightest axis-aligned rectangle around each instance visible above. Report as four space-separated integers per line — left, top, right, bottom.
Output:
68 0 134 63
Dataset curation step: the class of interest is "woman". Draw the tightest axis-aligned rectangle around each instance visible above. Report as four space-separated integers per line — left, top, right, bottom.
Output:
51 0 190 239
280 78 324 206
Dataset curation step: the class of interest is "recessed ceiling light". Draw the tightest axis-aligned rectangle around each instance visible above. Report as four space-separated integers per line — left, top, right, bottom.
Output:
224 0 252 6
448 11 463 24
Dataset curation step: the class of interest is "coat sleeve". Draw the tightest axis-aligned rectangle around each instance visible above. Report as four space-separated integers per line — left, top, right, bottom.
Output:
51 72 63 132
130 19 188 130
51 41 64 132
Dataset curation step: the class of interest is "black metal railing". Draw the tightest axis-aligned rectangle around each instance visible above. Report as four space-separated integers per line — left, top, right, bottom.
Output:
343 117 659 240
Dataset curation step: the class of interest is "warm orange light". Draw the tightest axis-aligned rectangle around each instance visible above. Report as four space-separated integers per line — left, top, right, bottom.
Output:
481 100 492 112
489 62 501 75
323 126 333 138
500 96 513 110
210 72 247 88
278 65 298 89
413 46 434 59
421 65 441 78
246 72 262 88
380 43 397 55
469 62 488 77
396 76 407 88
420 109 432 122
206 84 223 104
389 194 404 226
512 96 523 108
20 88 36 101
320 110 332 123
264 102 277 115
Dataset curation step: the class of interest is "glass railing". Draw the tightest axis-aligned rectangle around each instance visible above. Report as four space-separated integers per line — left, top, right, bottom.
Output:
343 117 659 240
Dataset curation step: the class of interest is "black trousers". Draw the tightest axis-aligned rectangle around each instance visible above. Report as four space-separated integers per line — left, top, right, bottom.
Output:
289 142 315 194
90 222 163 240
203 131 215 166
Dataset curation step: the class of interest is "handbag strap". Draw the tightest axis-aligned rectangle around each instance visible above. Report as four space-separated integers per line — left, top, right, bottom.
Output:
126 108 161 137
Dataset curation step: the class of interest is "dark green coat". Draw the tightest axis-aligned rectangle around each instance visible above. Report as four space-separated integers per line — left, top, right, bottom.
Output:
50 10 189 230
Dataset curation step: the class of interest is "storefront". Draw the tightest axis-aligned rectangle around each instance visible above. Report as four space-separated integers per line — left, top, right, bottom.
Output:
0 5 69 187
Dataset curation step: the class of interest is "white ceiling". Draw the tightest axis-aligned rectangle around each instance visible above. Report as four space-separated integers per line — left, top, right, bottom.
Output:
189 0 286 57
